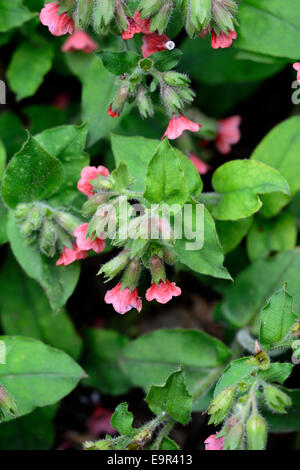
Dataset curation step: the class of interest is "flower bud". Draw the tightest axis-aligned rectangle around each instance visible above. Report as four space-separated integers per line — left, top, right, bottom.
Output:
208 386 235 425
14 203 32 223
246 414 267 450
126 427 153 450
212 0 234 32
28 207 43 231
150 0 173 34
122 259 141 291
162 86 182 114
82 193 110 217
176 87 196 104
0 385 18 420
163 71 190 87
224 423 244 450
93 0 116 31
58 0 76 15
136 86 154 119
77 0 94 29
115 0 129 31
191 0 211 29
149 255 166 284
264 386 292 414
20 218 33 238
39 219 57 258
139 0 165 18
56 225 74 251
163 248 177 265
109 85 129 118
98 250 130 280
55 211 81 234
247 343 270 370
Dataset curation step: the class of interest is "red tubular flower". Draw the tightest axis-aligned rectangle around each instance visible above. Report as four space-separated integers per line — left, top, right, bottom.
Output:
204 434 225 450
162 114 201 140
146 279 181 304
216 115 241 154
56 246 88 266
61 30 98 53
188 153 212 174
86 406 116 437
40 2 74 36
107 104 120 118
74 223 106 254
211 30 237 49
141 33 175 58
104 283 142 314
77 165 110 198
293 63 300 83
122 11 151 39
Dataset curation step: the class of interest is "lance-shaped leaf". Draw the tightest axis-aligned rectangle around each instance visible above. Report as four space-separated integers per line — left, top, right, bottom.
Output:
144 138 188 208
1 134 64 209
259 286 298 351
0 336 85 420
146 370 193 425
209 160 289 220
120 328 231 395
97 51 140 75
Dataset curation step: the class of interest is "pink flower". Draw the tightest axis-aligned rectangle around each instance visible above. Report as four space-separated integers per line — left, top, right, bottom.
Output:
122 11 150 39
293 63 300 83
146 279 181 304
188 153 212 174
142 33 175 58
204 434 225 450
211 30 237 49
74 223 106 254
40 2 74 36
56 246 88 266
216 115 241 154
77 165 110 198
61 30 98 53
107 104 120 118
162 114 201 140
86 406 116 437
104 282 142 315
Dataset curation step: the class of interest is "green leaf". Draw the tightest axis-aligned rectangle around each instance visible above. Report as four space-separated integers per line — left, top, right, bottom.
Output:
216 217 253 254
210 160 290 220
181 37 285 84
0 252 82 359
251 117 300 216
97 51 140 75
1 134 64 209
0 336 85 420
259 363 294 384
259 286 297 351
111 403 134 436
0 0 35 32
34 123 89 206
82 58 127 146
247 212 297 262
235 0 300 60
173 147 202 197
215 249 300 329
110 162 134 192
152 49 183 72
173 206 232 280
0 405 57 450
214 358 255 397
81 329 132 396
146 370 193 424
7 40 54 101
7 212 80 312
144 139 188 208
160 436 180 450
120 328 231 394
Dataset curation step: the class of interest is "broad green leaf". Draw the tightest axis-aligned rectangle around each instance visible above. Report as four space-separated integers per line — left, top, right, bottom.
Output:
259 363 294 384
7 40 54 101
210 160 290 220
247 212 297 262
259 286 297 351
180 37 285 84
152 49 183 72
0 405 57 450
34 123 89 205
1 134 64 209
215 249 300 329
173 206 231 280
0 336 85 420
81 329 131 396
146 370 193 425
144 139 188 208
7 212 80 312
264 389 300 433
120 328 231 395
0 253 82 359
97 51 140 75
173 147 202 197
216 217 253 254
111 403 134 437
82 58 127 146
0 0 35 32
235 0 300 60
251 117 300 216
160 436 179 450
